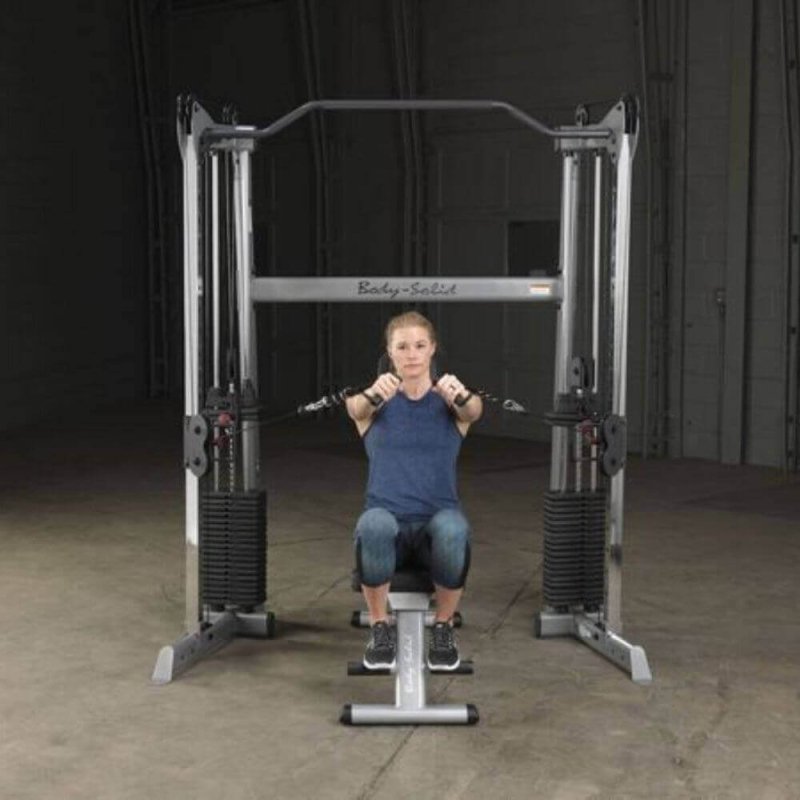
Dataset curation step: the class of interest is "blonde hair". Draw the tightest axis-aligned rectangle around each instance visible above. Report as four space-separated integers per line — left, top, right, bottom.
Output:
384 311 437 347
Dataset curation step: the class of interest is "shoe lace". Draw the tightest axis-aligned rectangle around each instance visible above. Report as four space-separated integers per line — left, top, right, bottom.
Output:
432 622 454 649
372 623 393 648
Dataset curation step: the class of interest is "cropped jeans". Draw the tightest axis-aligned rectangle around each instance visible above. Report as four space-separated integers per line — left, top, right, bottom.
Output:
354 507 471 590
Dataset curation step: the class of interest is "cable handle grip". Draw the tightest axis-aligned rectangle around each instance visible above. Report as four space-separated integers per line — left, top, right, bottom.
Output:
433 377 473 407
355 370 402 408
362 391 384 408
360 378 471 408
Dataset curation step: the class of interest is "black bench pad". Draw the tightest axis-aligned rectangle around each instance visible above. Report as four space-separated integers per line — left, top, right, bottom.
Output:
351 568 434 594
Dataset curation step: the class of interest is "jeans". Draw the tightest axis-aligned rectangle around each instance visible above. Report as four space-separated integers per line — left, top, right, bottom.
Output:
354 507 471 590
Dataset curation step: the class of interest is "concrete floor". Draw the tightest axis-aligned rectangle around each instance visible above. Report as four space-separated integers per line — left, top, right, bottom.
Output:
1 399 799 800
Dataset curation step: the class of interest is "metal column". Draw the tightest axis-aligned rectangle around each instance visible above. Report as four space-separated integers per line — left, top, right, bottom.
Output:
180 109 202 635
608 131 636 634
550 153 581 492
233 145 260 491
211 153 221 388
592 153 603 397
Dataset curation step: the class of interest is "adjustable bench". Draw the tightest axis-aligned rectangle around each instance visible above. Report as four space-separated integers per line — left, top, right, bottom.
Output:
341 565 479 725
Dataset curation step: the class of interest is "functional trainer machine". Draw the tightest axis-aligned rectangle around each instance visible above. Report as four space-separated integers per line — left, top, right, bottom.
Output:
152 96 653 698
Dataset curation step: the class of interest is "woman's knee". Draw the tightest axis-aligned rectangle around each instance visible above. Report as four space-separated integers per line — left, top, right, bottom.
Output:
354 507 398 547
427 508 470 588
427 508 470 549
354 508 399 586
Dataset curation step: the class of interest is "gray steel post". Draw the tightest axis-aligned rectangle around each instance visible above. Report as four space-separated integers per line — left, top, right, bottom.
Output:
180 115 201 633
550 152 580 492
211 153 221 490
591 153 603 491
592 153 603 395
211 153 220 388
607 132 636 633
233 146 259 491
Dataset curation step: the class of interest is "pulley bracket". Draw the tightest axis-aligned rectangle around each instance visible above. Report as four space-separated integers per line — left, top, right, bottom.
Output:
600 414 627 476
184 414 210 477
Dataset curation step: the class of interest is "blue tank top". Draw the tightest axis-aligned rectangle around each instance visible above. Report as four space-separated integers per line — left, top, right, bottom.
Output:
363 389 463 522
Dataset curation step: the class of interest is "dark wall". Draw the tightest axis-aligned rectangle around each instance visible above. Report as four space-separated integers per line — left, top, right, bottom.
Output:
0 2 147 430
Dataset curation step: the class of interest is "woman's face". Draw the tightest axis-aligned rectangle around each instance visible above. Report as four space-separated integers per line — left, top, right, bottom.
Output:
388 325 436 381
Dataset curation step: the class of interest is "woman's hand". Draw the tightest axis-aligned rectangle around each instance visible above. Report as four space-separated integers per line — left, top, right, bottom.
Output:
367 372 402 406
434 373 469 408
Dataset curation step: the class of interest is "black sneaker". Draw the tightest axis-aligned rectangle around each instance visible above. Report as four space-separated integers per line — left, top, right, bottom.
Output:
363 621 396 670
427 621 460 671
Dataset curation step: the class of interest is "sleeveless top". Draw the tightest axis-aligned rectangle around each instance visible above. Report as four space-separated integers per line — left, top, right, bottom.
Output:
363 389 463 522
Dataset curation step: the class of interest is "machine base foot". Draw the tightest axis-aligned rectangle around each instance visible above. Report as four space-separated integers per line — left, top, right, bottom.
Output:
535 610 653 684
153 607 275 684
207 607 275 638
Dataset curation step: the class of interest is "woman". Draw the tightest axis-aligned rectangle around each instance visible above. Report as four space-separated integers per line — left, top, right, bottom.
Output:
345 311 482 671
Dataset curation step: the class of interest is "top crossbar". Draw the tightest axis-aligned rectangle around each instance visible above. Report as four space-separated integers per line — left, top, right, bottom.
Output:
201 99 613 143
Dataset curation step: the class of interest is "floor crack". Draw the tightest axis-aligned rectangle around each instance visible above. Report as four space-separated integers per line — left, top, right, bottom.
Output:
356 565 542 797
303 573 350 611
356 728 417 800
481 564 541 641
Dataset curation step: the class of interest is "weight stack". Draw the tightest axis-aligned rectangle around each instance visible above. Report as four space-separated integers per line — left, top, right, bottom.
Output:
542 489 606 609
200 490 267 608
